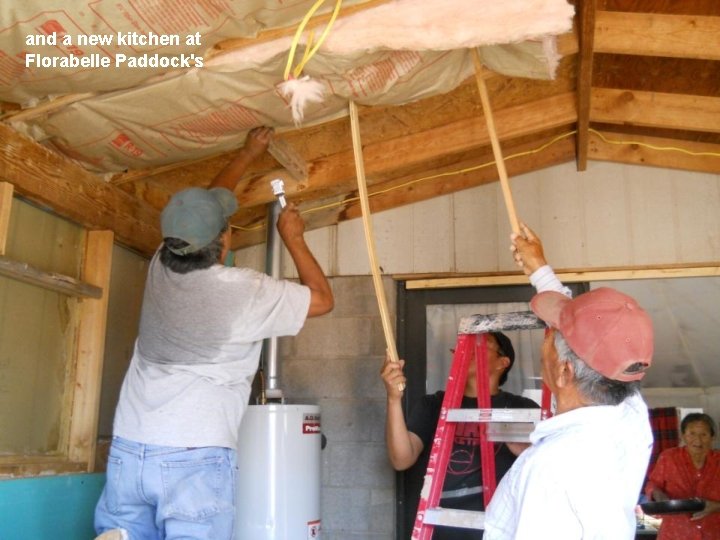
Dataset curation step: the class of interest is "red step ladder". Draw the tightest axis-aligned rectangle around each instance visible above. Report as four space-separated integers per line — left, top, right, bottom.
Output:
411 311 551 539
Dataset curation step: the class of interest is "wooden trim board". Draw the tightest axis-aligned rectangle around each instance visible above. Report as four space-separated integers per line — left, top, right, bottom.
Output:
402 264 720 290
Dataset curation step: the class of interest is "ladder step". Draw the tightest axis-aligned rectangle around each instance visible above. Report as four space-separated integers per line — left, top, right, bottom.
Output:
446 408 541 423
424 508 485 530
487 422 534 443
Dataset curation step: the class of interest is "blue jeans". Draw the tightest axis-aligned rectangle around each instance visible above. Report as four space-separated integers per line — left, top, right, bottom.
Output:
95 437 237 540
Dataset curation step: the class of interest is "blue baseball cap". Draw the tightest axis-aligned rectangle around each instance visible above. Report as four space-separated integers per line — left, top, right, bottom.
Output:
160 187 238 255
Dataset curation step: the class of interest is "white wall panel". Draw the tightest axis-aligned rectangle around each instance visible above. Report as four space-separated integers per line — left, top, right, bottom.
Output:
235 162 720 277
234 243 265 273
626 166 678 264
374 205 415 275
580 161 632 267
505 170 542 271
453 184 500 272
282 226 335 279
674 173 720 262
412 195 453 273
535 163 585 269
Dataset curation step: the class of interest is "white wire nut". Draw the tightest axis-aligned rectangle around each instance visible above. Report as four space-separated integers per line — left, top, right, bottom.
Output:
270 178 287 208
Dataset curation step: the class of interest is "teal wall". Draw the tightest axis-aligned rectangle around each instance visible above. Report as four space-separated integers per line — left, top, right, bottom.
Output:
0 473 105 540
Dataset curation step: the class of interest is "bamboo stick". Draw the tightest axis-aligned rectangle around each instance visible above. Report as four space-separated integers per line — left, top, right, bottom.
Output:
472 48 520 234
348 101 400 368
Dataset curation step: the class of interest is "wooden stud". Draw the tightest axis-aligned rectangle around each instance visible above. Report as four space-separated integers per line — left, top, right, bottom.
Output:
595 11 720 61
67 230 114 469
591 88 720 133
348 101 399 365
587 129 720 174
0 123 160 257
267 138 308 181
2 93 95 122
403 264 720 290
576 0 596 171
472 49 520 234
0 182 13 255
0 256 102 298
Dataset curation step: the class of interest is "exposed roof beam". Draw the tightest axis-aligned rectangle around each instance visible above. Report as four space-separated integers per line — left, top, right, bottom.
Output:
230 129 577 249
591 88 720 133
588 129 720 174
595 11 720 60
209 0 393 57
575 0 596 171
238 92 578 208
0 123 160 256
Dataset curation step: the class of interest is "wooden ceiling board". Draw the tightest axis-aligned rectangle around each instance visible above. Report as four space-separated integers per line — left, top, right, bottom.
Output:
0 0 717 257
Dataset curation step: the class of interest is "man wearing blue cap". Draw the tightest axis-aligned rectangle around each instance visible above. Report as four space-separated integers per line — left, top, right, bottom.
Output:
95 127 333 540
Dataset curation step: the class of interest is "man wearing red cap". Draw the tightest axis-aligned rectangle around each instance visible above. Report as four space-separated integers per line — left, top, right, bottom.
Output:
483 223 654 540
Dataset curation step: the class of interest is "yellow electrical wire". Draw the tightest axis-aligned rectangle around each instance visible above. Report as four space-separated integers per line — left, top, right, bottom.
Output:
588 128 720 158
283 0 343 81
232 127 720 233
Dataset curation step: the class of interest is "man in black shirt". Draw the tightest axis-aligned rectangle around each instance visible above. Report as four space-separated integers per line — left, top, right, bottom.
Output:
380 332 538 539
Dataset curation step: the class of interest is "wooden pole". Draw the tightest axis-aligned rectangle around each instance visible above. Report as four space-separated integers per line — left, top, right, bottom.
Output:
348 101 400 366
0 182 13 255
472 49 520 234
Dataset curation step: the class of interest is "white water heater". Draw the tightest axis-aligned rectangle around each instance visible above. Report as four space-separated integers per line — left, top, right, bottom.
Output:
236 404 322 540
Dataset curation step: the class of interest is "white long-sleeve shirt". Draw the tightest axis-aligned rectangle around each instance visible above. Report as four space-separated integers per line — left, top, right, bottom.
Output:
484 265 653 539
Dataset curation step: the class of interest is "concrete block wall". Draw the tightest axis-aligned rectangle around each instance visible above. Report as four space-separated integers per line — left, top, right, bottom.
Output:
279 275 397 540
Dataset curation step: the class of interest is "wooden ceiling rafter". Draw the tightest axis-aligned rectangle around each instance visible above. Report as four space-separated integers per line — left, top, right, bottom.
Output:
590 88 720 133
594 11 720 60
208 0 394 57
228 128 579 249
588 129 720 174
1 1 718 256
0 123 161 256
575 0 596 171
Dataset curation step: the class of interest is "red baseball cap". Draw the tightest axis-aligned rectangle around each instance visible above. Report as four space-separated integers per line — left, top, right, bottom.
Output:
530 287 653 382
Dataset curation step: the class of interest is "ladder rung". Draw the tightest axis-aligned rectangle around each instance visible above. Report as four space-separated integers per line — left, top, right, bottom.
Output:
446 408 541 423
487 422 534 443
424 508 485 530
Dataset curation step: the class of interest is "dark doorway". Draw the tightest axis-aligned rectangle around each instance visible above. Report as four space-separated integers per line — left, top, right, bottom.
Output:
394 280 587 539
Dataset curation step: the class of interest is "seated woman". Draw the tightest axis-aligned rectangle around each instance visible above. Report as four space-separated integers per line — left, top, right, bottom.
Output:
645 413 720 539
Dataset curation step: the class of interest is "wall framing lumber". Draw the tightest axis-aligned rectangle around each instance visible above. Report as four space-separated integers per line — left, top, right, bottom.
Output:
67 230 113 469
208 0 393 56
0 256 102 298
0 182 12 255
0 457 87 478
595 11 720 61
239 93 578 209
575 0 595 171
402 264 720 290
231 130 577 249
0 123 160 256
590 89 720 133
587 130 720 174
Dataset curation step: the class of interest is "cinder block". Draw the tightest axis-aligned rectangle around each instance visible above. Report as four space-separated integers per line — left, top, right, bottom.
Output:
327 442 394 488
370 488 396 533
330 276 398 320
282 355 387 400
321 487 370 531
294 317 373 358
315 398 375 443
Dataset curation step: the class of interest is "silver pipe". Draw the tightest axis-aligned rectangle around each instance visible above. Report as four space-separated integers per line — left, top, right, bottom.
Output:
262 200 283 399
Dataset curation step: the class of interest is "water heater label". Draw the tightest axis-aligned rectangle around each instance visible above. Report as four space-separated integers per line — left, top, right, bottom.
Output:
307 519 321 538
303 413 321 434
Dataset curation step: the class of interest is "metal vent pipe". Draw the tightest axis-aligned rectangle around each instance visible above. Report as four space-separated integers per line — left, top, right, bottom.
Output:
261 200 283 400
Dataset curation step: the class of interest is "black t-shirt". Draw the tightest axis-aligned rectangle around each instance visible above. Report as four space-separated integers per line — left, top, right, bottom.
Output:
403 390 539 540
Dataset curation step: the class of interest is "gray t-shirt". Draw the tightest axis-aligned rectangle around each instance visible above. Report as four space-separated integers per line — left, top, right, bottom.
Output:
113 252 310 449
